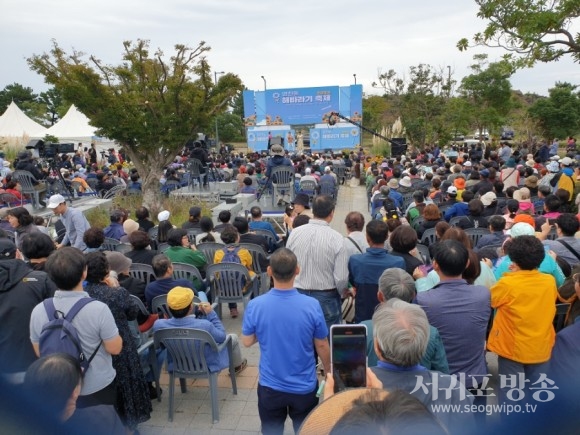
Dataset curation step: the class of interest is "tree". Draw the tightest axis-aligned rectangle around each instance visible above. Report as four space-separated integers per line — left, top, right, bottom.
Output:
38 87 67 125
458 55 514 137
374 64 450 146
215 112 244 142
362 95 391 134
458 0 580 68
0 83 39 116
28 39 243 209
528 82 580 139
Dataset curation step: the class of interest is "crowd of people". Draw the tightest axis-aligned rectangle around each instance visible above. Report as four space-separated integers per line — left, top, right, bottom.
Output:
1 138 580 434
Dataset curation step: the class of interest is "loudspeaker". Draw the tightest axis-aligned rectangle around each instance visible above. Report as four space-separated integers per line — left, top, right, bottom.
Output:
25 139 44 150
391 143 407 157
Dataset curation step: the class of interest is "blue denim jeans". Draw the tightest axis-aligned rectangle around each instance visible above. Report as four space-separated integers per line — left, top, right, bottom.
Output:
297 289 341 332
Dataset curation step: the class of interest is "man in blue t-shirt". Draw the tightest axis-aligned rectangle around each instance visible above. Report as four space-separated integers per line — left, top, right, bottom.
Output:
242 248 329 435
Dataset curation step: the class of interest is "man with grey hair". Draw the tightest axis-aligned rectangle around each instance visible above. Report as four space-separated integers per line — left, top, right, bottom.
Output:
371 298 474 433
300 167 318 187
362 268 448 373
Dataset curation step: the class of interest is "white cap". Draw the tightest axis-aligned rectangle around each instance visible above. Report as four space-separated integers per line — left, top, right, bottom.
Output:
157 210 170 222
447 186 458 195
463 161 472 167
47 194 66 209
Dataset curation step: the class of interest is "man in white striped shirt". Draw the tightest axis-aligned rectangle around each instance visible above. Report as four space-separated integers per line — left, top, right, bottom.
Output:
286 195 349 330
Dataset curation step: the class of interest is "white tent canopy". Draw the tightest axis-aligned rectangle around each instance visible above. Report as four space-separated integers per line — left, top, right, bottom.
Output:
44 104 99 142
0 101 47 138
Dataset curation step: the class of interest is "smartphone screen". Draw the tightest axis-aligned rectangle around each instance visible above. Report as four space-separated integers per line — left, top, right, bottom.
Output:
330 324 367 392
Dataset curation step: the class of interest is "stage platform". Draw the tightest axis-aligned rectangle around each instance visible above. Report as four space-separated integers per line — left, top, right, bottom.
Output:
23 196 114 219
169 182 289 231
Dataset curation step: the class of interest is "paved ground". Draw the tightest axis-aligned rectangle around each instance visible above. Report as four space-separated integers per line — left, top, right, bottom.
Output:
139 182 369 435
139 182 499 434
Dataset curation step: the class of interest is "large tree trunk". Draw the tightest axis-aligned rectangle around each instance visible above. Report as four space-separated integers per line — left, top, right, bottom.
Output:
123 145 169 214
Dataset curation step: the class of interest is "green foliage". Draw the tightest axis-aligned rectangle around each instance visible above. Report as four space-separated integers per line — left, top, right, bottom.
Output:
458 0 580 68
458 55 514 134
27 39 244 209
85 194 213 229
371 143 391 158
85 206 110 229
0 83 45 122
215 112 244 142
528 82 580 139
38 88 67 126
0 143 25 164
373 64 450 145
0 84 68 126
43 134 59 144
231 90 245 119
362 95 390 133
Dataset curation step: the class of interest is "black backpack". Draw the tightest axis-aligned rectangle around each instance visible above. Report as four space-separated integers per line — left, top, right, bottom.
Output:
39 298 101 373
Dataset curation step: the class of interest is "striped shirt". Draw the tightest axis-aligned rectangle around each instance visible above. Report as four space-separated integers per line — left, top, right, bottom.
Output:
286 219 349 293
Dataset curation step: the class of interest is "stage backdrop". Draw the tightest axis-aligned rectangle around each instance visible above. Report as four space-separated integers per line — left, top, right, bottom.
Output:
309 124 360 151
243 85 362 127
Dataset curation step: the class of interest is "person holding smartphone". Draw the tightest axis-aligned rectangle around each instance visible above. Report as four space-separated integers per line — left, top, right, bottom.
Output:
242 248 330 435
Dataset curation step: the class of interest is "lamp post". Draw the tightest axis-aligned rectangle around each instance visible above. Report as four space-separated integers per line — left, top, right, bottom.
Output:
261 75 267 91
353 73 357 85
214 71 225 149
447 65 451 97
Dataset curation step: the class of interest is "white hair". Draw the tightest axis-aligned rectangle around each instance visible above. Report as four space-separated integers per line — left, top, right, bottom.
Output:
373 299 429 367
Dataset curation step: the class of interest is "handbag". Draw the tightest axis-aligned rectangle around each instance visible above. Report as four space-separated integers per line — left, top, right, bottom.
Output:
341 295 355 324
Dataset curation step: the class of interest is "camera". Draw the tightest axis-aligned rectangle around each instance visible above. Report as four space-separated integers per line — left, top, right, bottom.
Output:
26 140 75 159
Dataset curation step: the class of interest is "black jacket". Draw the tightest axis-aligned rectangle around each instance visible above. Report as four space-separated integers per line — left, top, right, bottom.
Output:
0 260 56 373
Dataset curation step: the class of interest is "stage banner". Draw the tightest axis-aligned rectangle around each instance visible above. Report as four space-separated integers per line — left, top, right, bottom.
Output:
243 90 255 122
258 86 340 125
309 125 360 151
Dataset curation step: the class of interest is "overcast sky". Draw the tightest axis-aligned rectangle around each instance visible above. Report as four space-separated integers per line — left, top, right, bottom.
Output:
2 0 578 98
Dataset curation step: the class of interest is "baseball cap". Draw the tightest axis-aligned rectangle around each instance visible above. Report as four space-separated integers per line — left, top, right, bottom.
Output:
0 239 17 260
560 157 573 166
167 286 195 310
463 161 472 167
189 206 202 218
480 192 497 207
447 186 458 195
46 194 66 209
157 210 170 222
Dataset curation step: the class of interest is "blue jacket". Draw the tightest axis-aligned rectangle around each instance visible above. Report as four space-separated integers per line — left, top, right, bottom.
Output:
389 190 404 209
265 156 292 178
444 202 469 221
348 248 405 323
153 312 230 373
103 222 125 241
